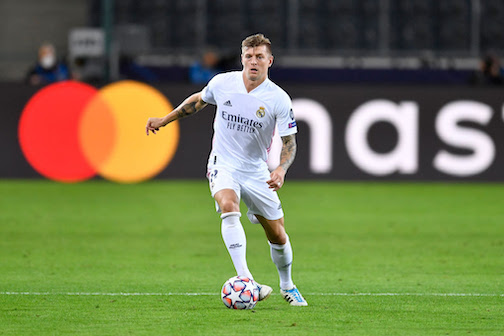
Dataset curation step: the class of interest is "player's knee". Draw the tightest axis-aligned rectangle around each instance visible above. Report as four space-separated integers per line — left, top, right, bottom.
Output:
270 231 287 245
268 224 288 244
219 199 240 213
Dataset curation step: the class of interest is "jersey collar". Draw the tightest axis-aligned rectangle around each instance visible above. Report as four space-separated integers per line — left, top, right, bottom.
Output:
240 70 270 94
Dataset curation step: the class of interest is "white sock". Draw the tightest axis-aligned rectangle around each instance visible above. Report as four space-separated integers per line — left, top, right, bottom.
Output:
270 235 294 290
221 212 253 279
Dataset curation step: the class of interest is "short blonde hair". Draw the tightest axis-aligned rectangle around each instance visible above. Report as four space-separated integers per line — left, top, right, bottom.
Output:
241 33 272 55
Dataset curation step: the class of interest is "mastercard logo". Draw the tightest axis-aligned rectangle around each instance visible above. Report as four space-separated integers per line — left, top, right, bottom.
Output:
18 80 179 183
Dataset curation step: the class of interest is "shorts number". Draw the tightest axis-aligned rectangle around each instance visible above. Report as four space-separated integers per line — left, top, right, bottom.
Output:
210 169 218 183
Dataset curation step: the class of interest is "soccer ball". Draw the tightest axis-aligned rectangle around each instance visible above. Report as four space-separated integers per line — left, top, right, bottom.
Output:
221 276 259 309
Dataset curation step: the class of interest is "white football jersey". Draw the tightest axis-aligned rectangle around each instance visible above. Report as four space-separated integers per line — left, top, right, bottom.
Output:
201 71 297 171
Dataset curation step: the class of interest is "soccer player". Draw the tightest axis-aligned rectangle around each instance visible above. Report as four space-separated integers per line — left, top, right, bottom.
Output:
146 33 307 306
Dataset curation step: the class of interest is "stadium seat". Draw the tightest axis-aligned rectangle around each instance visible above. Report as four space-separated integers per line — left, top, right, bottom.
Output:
360 0 379 15
361 18 379 49
437 1 470 51
299 19 322 50
208 0 242 13
438 0 469 15
439 23 469 50
148 20 171 48
174 0 198 12
325 18 360 50
248 0 280 12
397 0 432 15
114 24 151 56
483 0 504 13
207 15 244 49
114 0 136 24
327 0 355 14
298 0 319 12
84 0 504 58
480 0 504 50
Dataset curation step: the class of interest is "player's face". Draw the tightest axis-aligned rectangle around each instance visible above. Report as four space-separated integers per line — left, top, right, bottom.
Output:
241 45 273 82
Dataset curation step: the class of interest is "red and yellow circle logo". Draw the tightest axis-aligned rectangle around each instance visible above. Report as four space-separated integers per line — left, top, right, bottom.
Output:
18 80 179 183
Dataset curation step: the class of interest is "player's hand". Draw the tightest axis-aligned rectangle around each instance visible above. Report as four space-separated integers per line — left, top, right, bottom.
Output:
267 167 286 191
145 117 164 135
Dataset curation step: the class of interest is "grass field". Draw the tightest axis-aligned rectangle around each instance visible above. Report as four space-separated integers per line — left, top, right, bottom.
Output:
0 180 503 335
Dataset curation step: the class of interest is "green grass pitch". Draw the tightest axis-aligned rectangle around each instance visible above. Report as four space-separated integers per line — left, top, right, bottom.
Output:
0 180 503 335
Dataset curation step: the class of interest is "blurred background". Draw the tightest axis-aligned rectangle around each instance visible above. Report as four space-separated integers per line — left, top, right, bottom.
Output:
1 0 504 85
2 3 503 333
2 0 504 182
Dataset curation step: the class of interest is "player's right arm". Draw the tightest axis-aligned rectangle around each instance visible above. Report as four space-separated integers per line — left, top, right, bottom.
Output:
146 91 208 135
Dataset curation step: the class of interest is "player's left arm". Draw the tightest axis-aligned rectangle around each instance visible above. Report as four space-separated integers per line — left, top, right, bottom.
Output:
267 134 297 191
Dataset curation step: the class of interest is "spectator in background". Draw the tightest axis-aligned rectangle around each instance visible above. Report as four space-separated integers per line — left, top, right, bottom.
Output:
26 43 72 86
470 53 504 86
189 48 222 84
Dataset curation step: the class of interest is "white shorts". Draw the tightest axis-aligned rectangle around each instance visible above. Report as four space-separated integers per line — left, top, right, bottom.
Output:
206 163 284 224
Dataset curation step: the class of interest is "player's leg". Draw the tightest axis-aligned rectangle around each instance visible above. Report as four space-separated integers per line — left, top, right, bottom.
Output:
239 170 307 306
255 215 293 289
214 189 253 280
255 215 307 306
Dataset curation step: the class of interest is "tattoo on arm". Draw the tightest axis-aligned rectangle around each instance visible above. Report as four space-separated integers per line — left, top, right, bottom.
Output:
177 102 197 119
175 97 208 120
280 134 297 172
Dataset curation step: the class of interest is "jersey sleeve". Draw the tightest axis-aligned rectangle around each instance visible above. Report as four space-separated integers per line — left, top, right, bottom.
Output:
200 74 219 105
276 92 297 136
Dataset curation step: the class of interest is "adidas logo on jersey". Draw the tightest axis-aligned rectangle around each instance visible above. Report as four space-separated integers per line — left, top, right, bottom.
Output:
224 100 232 107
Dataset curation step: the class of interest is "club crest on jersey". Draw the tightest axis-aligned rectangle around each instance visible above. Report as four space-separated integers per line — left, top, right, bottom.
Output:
256 106 266 118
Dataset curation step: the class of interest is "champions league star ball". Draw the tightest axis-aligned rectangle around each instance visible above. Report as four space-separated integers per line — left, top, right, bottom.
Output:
221 276 259 309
